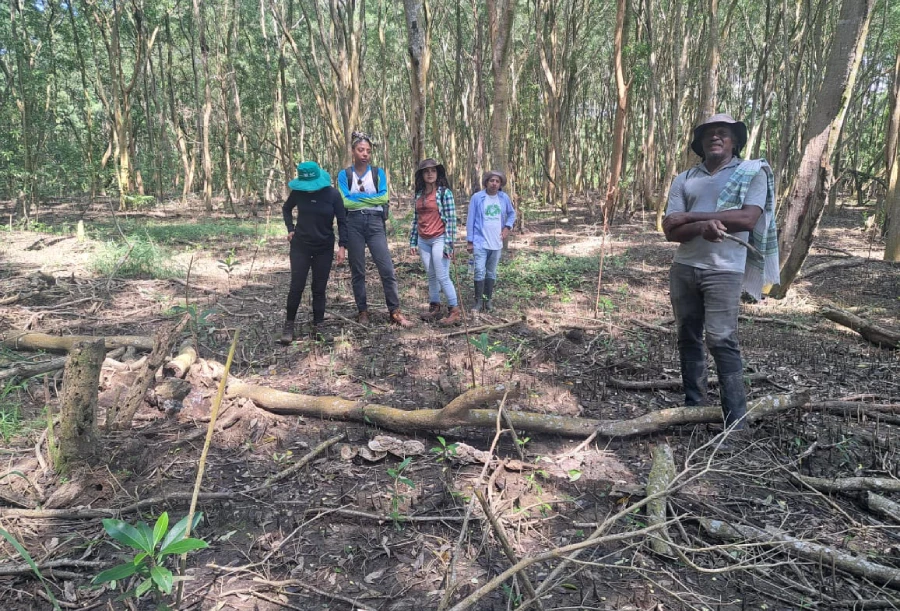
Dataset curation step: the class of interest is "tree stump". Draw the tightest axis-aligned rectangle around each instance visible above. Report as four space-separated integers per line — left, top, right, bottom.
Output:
58 339 105 469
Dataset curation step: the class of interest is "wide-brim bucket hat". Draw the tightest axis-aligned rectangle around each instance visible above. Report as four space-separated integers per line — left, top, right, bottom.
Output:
415 158 447 181
288 161 332 192
482 170 507 188
690 113 748 158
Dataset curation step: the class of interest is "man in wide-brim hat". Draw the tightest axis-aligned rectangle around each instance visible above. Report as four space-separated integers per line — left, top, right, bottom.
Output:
661 113 780 439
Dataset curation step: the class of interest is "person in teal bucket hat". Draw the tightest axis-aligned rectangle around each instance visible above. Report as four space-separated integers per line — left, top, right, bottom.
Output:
280 161 348 344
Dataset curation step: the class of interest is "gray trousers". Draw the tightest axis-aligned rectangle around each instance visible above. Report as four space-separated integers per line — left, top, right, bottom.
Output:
669 263 747 424
346 210 400 313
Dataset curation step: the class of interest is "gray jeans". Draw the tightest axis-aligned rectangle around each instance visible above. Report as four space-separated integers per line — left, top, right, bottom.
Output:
669 262 744 375
346 210 400 313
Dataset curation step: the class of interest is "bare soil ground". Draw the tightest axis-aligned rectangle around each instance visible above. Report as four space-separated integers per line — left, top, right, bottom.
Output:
0 196 898 611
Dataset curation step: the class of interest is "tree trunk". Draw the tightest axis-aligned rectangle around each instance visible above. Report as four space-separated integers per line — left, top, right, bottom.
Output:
58 339 105 469
403 0 431 167
884 42 900 261
771 0 874 298
486 0 516 174
697 0 719 120
192 0 213 212
606 0 629 219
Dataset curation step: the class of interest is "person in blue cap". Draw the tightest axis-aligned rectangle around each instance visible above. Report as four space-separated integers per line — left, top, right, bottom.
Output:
281 161 348 344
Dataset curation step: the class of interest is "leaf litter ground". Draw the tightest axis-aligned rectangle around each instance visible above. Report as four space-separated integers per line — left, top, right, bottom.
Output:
0 197 898 610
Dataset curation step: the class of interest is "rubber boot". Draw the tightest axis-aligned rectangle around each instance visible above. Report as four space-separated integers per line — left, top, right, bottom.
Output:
472 280 485 313
718 372 748 431
483 278 496 312
681 360 708 406
280 319 295 346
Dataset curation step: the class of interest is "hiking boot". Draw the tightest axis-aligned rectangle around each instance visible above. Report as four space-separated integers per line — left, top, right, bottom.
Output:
483 279 496 312
472 280 485 313
440 306 462 326
389 309 414 328
280 319 295 345
357 311 370 325
421 302 443 321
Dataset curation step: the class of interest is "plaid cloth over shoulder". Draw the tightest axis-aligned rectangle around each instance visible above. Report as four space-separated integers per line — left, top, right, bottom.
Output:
715 158 780 300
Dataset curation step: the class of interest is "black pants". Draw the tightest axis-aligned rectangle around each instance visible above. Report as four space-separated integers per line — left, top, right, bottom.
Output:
286 243 334 324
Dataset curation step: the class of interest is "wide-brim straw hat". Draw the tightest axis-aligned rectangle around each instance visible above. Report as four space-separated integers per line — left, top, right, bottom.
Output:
288 161 332 192
482 170 507 188
415 158 447 181
690 113 748 158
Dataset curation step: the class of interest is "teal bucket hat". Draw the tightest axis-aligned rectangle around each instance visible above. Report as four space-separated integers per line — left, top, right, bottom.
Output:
288 161 332 192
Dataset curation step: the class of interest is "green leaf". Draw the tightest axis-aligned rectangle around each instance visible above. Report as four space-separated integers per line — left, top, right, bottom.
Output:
135 521 155 553
158 537 209 558
159 513 202 553
92 560 143 585
0 528 61 610
398 476 414 488
135 578 153 597
567 469 582 482
103 519 151 553
150 566 174 594
152 513 169 548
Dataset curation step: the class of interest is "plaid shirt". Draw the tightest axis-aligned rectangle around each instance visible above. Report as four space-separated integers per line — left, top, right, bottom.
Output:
409 186 457 253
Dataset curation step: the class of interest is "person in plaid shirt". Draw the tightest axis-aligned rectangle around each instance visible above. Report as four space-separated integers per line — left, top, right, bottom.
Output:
408 158 461 325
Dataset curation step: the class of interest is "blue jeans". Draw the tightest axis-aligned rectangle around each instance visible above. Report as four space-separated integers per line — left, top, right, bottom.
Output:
473 247 502 281
346 210 400 312
418 235 458 307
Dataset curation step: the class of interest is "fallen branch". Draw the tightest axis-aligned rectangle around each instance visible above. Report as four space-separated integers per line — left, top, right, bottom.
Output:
474 489 544 610
609 371 770 391
0 558 106 577
0 355 68 382
792 474 900 494
806 400 900 414
738 315 813 332
801 258 864 279
646 443 675 556
227 379 808 438
821 307 899 349
632 319 674 334
0 491 236 519
865 492 900 524
2 332 154 353
108 315 189 428
700 518 900 589
249 433 344 492
438 317 525 338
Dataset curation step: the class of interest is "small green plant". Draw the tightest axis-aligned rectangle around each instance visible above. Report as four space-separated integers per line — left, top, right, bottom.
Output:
272 450 293 464
386 457 415 529
217 248 238 276
0 527 61 610
92 512 208 607
0 380 26 442
430 436 458 463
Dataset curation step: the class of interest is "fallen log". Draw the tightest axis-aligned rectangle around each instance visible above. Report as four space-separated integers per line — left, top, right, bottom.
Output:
700 518 900 590
801 258 864 279
821 307 899 349
163 339 197 378
2 331 154 353
609 371 770 391
0 355 68 382
646 443 675 556
865 492 900 524
793 474 900 494
227 380 808 438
